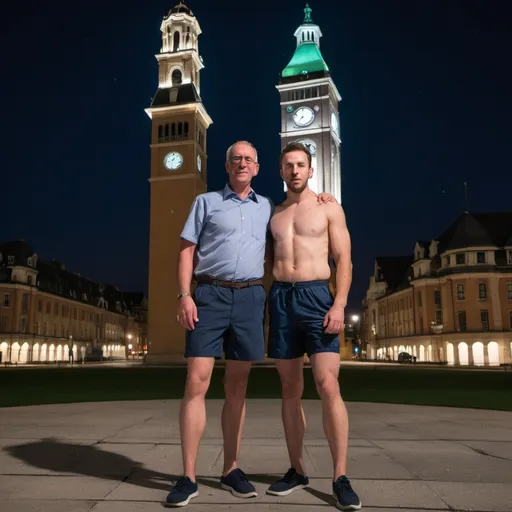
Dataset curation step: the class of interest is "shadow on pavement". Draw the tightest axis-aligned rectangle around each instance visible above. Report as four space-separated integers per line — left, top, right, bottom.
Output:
5 438 171 491
5 439 334 506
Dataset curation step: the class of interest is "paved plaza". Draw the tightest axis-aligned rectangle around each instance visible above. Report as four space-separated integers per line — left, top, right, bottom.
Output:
0 399 511 511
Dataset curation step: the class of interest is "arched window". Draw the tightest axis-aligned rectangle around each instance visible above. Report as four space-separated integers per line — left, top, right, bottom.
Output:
173 31 180 51
172 69 182 86
171 123 176 140
158 125 163 142
178 122 183 139
184 122 189 139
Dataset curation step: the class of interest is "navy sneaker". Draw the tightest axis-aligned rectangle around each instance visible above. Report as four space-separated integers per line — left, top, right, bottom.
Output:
220 468 257 498
267 468 309 496
164 476 199 507
333 475 362 510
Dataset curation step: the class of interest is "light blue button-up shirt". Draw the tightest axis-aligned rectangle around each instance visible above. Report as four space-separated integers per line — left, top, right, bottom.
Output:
180 184 273 281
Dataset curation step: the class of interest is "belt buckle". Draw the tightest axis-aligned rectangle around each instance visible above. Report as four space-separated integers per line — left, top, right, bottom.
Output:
212 279 219 286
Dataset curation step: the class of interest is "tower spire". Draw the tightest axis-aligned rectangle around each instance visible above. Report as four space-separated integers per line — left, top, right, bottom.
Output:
303 3 313 23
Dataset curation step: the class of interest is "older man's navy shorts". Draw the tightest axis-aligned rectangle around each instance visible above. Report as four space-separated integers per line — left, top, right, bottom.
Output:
185 283 266 361
267 280 340 359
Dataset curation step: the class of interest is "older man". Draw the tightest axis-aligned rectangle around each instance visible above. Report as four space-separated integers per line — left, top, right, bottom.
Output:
164 141 335 507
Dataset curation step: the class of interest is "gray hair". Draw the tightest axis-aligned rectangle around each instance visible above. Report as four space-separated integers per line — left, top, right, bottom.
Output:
226 141 258 163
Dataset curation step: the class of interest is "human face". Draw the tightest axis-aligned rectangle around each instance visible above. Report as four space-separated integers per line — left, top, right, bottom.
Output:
225 143 259 187
281 150 313 194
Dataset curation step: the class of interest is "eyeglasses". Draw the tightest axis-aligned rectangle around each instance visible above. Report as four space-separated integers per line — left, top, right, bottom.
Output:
229 155 256 164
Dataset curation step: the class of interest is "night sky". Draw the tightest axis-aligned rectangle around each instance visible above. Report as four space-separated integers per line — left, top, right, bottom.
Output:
2 0 511 312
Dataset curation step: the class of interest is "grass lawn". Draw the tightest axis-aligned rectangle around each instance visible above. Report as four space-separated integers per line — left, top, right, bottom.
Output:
1 365 511 410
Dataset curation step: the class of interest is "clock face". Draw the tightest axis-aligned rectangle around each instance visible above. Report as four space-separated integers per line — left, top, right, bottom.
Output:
197 154 202 172
163 151 183 170
296 139 317 157
331 112 339 136
293 106 315 127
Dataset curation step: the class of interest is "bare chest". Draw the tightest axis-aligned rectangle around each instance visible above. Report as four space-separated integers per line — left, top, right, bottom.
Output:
271 204 328 241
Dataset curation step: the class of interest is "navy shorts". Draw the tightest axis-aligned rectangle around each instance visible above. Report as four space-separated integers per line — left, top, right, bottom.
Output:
268 280 340 359
185 283 266 361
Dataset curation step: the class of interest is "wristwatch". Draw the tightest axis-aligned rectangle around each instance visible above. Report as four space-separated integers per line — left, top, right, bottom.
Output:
177 292 191 300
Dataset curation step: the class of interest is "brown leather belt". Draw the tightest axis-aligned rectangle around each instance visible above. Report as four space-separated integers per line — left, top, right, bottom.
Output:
197 277 263 289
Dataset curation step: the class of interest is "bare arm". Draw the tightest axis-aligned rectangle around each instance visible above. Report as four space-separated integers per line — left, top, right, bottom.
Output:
327 203 352 310
177 239 197 295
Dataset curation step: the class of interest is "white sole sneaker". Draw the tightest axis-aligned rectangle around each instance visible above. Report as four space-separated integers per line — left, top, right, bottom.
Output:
221 483 257 498
163 490 199 507
266 484 308 496
333 492 362 510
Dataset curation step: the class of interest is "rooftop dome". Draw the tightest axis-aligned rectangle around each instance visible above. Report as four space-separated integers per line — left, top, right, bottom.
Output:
282 42 329 78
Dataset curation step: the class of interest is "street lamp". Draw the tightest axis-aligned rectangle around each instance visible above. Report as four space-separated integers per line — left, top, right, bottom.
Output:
350 315 362 359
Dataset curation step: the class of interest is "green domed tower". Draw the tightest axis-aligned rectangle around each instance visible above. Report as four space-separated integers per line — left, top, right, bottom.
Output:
276 4 342 203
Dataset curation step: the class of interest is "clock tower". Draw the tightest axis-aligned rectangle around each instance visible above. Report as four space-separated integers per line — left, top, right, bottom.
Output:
276 4 342 203
145 2 212 364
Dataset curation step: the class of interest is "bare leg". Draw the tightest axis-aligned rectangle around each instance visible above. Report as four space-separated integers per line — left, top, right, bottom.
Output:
180 357 215 481
222 360 252 475
276 358 307 475
310 352 348 480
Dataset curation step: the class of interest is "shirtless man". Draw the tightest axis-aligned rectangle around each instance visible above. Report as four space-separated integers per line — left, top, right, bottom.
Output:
266 142 361 510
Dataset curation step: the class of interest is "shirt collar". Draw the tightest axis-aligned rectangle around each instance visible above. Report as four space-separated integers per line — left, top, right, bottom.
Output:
223 183 259 203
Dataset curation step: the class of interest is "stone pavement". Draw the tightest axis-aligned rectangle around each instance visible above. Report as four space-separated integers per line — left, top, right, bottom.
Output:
0 399 511 512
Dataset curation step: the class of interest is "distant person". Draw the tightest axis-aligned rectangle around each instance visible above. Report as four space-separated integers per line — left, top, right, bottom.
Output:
266 142 361 510
68 347 74 365
165 141 335 508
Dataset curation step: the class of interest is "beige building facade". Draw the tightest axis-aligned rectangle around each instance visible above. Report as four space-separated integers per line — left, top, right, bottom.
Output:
362 212 512 366
0 241 147 364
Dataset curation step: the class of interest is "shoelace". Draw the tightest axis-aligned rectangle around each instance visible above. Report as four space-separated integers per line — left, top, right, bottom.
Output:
235 469 249 481
173 477 191 490
336 477 358 499
281 468 296 482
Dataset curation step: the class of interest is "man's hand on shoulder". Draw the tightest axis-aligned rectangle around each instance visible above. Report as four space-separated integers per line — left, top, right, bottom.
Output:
317 192 338 205
177 295 198 331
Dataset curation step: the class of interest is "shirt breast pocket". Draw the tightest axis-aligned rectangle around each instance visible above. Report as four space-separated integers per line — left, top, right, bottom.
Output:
251 218 267 240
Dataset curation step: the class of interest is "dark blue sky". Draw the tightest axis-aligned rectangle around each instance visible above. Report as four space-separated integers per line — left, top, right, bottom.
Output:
2 0 511 311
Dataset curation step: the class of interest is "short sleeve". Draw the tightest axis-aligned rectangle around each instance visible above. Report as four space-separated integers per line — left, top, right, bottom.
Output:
180 196 207 244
